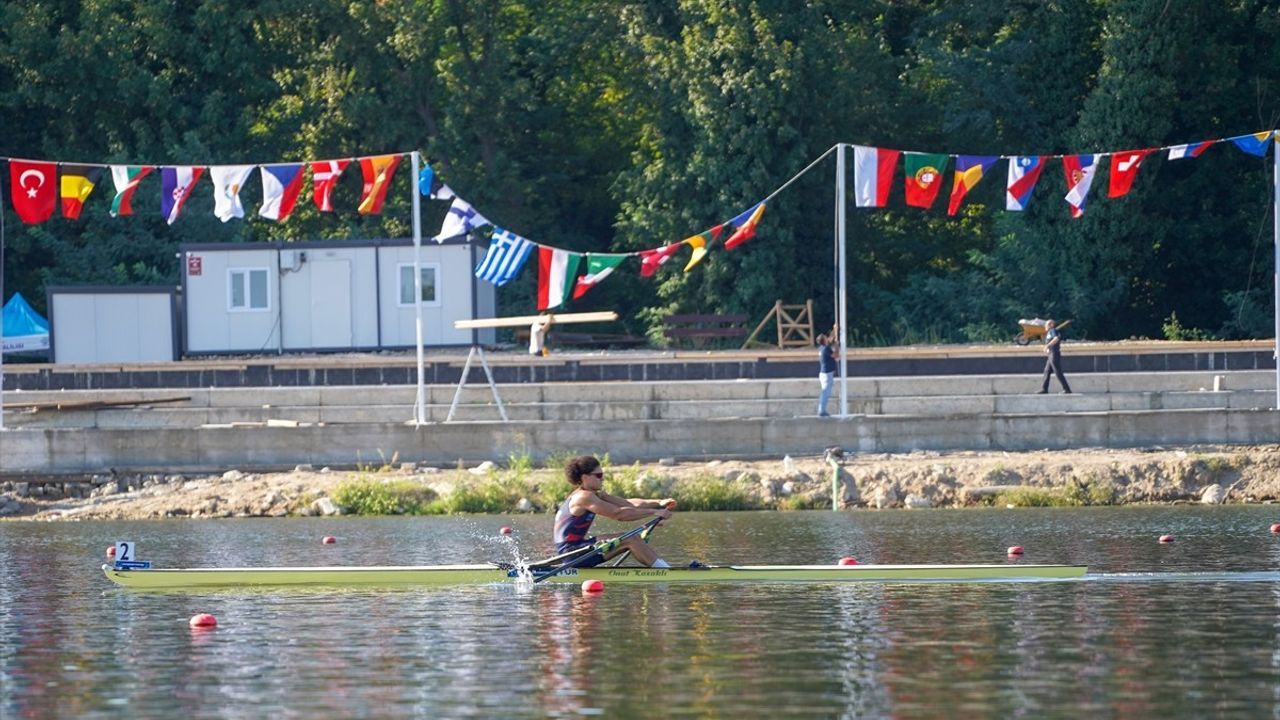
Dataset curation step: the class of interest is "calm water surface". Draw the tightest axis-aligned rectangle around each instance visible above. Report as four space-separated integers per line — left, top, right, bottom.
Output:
4 507 1280 718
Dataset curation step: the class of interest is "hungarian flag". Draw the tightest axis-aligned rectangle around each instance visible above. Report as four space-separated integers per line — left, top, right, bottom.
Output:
638 243 682 278
682 226 722 272
572 254 627 300
1005 156 1046 211
209 165 255 222
9 160 57 224
356 154 402 215
1062 154 1098 218
258 164 306 221
59 164 104 220
418 163 455 200
311 159 350 212
1230 131 1273 157
109 165 152 217
1108 150 1154 198
537 246 583 311
1167 140 1213 160
946 155 997 216
723 202 765 250
160 166 204 224
853 146 900 208
904 152 948 209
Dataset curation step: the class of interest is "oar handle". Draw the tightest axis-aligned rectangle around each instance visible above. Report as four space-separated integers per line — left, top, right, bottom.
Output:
533 517 662 584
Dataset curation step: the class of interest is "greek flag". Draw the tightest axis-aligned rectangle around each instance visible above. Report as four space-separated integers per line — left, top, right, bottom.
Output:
475 229 535 286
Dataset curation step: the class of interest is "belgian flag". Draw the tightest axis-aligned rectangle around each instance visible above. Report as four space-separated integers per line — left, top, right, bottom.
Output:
60 164 104 219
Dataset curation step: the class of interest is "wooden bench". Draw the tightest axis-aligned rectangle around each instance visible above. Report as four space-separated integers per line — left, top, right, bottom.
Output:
663 313 749 347
513 329 647 348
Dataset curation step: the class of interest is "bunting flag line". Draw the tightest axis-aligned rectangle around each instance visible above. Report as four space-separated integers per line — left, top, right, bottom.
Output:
475 228 534 286
311 159 350 212
853 146 900 208
109 165 152 217
160 166 204 225
9 160 57 224
259 164 306 221
357 154 402 214
573 254 627 300
1108 150 1154 198
638 243 682 278
723 202 766 250
1229 131 1273 157
418 163 455 200
1006 156 1046 211
59 164 103 220
1062 154 1098 218
209 165 255 222
1167 141 1213 160
682 226 722 272
434 196 490 242
904 152 948 209
947 155 997 216
537 247 583 311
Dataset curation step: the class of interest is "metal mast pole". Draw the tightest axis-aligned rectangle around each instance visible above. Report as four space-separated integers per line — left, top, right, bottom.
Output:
1273 136 1279 411
835 144 849 417
1 168 6 432
411 151 427 425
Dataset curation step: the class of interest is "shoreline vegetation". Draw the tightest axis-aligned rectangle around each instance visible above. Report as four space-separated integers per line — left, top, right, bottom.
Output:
5 445 1280 521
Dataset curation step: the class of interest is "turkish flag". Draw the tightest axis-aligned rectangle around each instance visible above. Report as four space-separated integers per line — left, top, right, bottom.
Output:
9 160 57 224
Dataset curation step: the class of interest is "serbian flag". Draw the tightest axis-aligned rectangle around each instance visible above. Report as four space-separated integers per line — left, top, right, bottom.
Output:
723 202 765 250
109 166 152 217
1230 131 1273 157
947 155 997 216
160 166 204 224
258 164 306 221
209 165 255 222
1006 156 1046 211
59 164 104 220
311 159 350 212
1167 140 1213 160
418 163 455 200
573 254 627 300
638 243 682 278
1062 154 1098 218
9 160 57 224
1108 150 1154 198
853 146 900 208
356 154 402 215
682 226 722 272
904 152 948 209
537 247 583 311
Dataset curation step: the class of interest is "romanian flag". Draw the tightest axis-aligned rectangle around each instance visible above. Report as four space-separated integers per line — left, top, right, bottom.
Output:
682 226 722 272
723 202 765 250
357 154 402 214
109 166 153 217
904 152 948 209
59 164 104 220
946 155 996 216
1229 131 1273 157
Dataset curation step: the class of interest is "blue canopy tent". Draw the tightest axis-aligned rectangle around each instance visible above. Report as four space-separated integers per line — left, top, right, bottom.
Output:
2 292 50 354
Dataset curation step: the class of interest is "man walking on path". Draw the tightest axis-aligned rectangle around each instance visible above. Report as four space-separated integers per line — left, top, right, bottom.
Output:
1037 319 1072 394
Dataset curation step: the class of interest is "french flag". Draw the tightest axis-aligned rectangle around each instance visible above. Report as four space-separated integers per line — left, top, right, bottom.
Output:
259 164 306 221
1167 141 1212 160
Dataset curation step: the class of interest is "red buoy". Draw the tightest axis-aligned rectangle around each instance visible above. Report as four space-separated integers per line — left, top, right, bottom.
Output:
106 545 117 559
1159 534 1175 544
1270 523 1280 534
499 526 513 536
582 579 605 593
838 557 858 566
321 536 337 545
1007 546 1024 556
189 613 218 628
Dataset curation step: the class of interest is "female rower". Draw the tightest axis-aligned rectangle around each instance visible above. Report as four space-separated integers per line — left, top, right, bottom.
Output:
553 455 675 568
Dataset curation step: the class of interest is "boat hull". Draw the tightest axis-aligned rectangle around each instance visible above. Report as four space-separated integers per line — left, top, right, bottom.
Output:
102 563 1087 589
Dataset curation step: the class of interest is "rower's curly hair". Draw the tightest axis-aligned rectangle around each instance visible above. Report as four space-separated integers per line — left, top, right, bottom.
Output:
564 455 602 486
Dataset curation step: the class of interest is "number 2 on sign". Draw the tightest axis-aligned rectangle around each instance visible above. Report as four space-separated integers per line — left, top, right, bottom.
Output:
115 542 135 562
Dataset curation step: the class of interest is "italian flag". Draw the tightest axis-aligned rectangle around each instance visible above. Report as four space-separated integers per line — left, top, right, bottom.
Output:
537 247 582 310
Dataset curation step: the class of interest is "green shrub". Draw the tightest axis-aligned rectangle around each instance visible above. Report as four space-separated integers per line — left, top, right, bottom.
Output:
677 473 761 511
431 478 526 514
333 478 436 515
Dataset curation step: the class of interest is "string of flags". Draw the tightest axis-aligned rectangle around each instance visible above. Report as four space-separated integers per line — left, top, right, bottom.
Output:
4 128 1277 313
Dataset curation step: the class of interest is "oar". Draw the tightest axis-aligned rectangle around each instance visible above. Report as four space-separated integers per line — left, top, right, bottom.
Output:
532 517 663 584
605 518 662 567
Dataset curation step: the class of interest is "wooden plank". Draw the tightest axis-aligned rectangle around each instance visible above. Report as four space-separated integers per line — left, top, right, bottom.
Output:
454 311 618 329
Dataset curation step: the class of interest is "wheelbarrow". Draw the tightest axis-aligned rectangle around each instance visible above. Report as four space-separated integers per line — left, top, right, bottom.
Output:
1014 318 1071 345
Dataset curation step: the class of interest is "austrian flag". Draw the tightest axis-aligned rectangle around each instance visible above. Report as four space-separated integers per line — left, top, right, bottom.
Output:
537 247 582 311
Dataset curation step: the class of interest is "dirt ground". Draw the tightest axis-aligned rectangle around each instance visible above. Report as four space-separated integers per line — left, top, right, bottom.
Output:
6 444 1280 521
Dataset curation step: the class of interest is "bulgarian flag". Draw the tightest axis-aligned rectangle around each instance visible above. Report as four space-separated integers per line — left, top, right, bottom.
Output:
109 165 153 217
537 246 582 311
573 254 627 300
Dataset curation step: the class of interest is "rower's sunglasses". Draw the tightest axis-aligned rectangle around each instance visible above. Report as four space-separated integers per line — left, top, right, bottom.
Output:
588 470 604 477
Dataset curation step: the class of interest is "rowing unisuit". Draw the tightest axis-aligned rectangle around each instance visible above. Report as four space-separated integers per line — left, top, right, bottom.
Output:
553 495 595 552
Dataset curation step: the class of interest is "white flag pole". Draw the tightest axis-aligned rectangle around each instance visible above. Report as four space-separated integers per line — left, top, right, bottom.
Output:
1 166 6 433
411 151 427 426
1272 135 1279 411
835 144 849 418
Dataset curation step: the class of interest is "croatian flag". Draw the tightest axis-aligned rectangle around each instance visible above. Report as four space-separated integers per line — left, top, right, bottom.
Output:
1005 156 1046 211
1062 154 1097 219
161 166 205 225
259 164 306 221
475 228 535 286
1167 141 1212 160
853 145 900 208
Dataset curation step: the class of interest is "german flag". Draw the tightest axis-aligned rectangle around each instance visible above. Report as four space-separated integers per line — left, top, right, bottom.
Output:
60 164 104 219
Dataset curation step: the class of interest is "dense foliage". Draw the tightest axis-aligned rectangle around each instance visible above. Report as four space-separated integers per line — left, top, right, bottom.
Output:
2 0 1278 344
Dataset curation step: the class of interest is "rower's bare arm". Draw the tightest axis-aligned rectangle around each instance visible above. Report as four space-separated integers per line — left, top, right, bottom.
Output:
597 490 676 509
578 493 670 522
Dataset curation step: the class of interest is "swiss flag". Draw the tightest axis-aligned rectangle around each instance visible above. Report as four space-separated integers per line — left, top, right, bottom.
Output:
1108 149 1155 198
9 160 57 224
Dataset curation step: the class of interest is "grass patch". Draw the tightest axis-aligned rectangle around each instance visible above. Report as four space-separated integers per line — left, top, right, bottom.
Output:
676 473 761 511
428 478 527 514
332 478 437 515
993 480 1115 508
